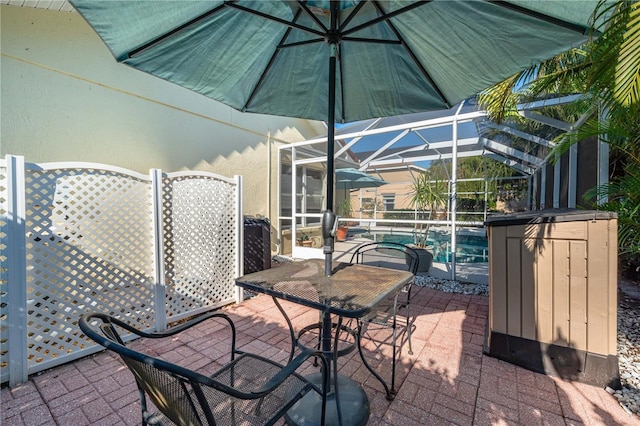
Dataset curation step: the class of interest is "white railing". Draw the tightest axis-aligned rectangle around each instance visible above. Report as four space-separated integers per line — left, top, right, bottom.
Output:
0 155 242 386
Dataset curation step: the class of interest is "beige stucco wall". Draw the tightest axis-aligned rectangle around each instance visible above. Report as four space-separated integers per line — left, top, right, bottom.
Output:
348 167 419 217
1 5 324 218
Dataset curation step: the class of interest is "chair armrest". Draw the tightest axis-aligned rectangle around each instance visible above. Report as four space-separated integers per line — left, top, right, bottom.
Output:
83 311 235 339
250 348 328 396
148 312 235 339
80 311 238 359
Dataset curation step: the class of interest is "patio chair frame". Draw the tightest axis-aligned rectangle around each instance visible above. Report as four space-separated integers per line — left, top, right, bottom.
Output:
349 241 419 399
79 311 328 426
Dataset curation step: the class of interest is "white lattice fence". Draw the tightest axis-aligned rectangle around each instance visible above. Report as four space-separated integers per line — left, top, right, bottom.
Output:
1 156 241 386
163 173 239 321
0 163 8 384
25 166 156 372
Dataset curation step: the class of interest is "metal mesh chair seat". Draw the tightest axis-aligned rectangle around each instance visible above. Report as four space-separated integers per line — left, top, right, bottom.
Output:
79 311 328 426
203 354 310 425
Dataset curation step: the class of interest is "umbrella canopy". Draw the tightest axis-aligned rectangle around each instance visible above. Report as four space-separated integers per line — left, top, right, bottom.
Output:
69 1 603 123
336 168 387 190
69 0 607 273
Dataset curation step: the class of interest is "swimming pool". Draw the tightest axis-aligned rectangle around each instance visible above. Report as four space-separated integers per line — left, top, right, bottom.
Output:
356 228 488 263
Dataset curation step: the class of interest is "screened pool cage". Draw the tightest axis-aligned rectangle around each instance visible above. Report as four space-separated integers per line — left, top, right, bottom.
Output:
278 96 610 279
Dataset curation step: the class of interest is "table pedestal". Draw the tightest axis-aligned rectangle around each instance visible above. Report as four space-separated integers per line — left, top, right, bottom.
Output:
285 372 370 426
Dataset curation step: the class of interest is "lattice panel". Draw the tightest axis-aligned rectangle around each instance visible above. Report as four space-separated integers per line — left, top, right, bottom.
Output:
0 164 8 383
163 176 237 318
24 168 155 369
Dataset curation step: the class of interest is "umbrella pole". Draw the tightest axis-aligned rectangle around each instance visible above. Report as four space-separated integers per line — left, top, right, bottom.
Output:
322 2 339 277
322 44 337 277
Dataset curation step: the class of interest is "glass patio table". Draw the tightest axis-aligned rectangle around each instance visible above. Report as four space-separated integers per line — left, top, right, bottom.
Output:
236 258 414 426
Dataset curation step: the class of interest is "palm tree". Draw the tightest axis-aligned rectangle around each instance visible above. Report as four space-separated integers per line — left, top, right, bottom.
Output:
478 0 640 273
409 170 447 247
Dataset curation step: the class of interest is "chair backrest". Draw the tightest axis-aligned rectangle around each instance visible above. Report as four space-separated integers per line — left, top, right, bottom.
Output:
349 242 420 275
81 312 326 426
79 313 217 425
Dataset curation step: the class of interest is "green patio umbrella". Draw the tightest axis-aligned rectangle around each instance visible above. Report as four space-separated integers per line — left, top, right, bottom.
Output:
336 168 387 190
336 168 387 218
69 0 607 275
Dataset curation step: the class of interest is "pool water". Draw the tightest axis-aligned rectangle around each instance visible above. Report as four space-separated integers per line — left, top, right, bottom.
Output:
359 229 488 263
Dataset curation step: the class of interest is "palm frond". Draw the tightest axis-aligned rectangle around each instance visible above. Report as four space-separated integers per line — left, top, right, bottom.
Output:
525 49 590 97
478 48 591 124
477 73 522 123
615 2 640 105
589 1 640 109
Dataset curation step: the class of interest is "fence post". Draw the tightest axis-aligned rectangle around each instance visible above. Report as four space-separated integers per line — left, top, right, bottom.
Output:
235 175 244 304
151 169 166 331
7 155 28 386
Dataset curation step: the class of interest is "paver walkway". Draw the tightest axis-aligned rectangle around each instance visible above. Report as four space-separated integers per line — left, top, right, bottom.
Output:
2 287 638 425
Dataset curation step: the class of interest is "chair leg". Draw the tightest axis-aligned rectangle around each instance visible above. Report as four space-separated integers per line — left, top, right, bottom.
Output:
273 297 297 363
391 318 397 395
333 316 345 426
313 311 322 367
356 320 395 400
406 302 413 356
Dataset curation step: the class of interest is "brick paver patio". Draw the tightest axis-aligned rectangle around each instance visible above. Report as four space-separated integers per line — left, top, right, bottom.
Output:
2 287 638 425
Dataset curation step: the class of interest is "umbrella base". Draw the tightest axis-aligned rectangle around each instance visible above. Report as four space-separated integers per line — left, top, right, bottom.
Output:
285 372 370 426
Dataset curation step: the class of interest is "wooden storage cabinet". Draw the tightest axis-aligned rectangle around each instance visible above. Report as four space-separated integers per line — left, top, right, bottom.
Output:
485 209 619 388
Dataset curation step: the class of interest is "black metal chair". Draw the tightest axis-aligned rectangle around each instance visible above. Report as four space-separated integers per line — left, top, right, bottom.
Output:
349 241 419 398
79 311 328 426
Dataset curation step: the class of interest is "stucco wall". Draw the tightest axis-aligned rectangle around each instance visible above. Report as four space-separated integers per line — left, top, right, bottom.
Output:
1 5 324 217
348 168 419 216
